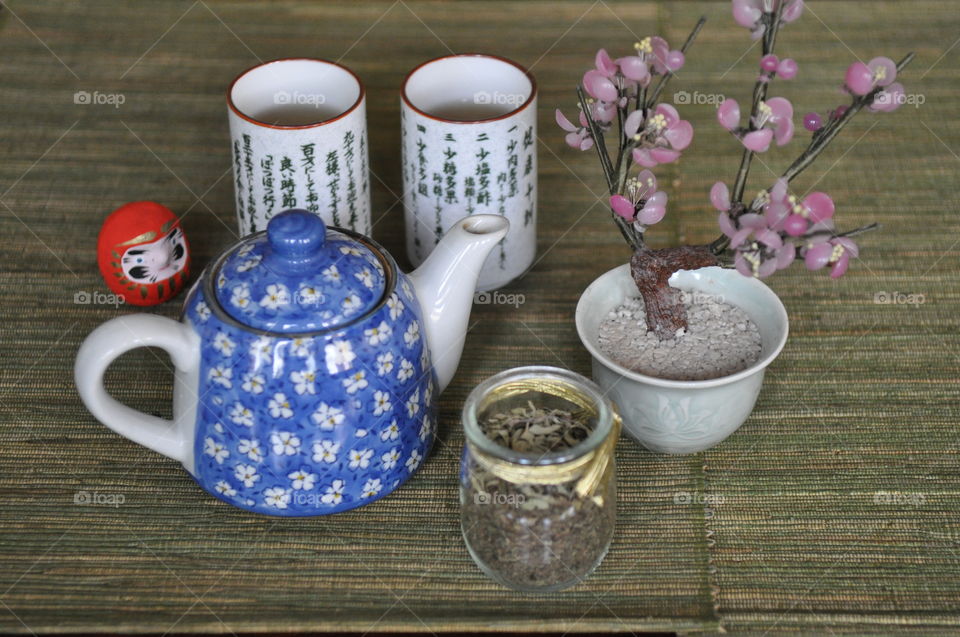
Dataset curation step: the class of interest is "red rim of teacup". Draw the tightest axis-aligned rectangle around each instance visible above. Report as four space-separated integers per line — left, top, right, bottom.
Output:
226 57 366 130
400 53 537 124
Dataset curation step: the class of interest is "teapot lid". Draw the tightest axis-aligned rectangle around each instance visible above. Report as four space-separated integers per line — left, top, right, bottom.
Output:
212 209 387 333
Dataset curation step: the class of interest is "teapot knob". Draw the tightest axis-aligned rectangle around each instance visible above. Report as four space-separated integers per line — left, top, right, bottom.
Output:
265 209 326 273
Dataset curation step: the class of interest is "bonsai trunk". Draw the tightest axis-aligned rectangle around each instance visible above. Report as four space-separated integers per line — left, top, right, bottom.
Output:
630 244 719 340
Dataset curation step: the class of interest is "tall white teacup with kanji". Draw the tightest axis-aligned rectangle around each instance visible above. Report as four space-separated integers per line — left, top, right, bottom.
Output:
227 58 371 236
401 54 537 291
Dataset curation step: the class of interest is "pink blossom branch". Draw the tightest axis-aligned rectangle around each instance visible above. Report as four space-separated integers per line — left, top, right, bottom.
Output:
644 16 706 110
615 17 706 217
781 52 915 183
729 1 786 205
576 85 615 191
712 45 913 256
577 86 642 249
575 16 710 251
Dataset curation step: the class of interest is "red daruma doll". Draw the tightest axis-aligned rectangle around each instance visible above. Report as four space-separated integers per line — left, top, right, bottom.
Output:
97 201 190 306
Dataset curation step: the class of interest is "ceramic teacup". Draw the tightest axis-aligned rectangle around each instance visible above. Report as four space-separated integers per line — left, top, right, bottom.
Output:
227 58 371 236
400 53 537 291
576 265 789 454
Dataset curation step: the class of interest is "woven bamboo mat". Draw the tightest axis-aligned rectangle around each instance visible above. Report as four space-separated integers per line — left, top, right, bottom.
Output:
0 0 957 633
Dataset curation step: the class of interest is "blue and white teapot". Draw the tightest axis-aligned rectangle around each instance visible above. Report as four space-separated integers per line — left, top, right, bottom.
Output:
75 209 508 516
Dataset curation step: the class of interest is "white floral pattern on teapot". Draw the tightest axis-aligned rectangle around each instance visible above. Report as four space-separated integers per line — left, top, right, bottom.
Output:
75 209 509 516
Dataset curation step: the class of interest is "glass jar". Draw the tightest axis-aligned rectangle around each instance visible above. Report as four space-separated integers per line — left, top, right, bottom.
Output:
459 366 620 592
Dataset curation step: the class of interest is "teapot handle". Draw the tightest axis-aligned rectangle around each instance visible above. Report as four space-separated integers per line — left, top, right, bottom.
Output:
74 314 199 463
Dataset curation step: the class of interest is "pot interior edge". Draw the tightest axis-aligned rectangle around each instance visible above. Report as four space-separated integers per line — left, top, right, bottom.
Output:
577 265 788 385
669 266 788 361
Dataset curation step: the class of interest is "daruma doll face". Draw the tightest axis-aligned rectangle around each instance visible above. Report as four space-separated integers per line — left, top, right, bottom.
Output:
97 201 191 306
120 226 188 284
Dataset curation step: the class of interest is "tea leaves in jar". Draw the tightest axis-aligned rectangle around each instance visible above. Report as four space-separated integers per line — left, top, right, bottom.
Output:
480 402 593 453
461 401 616 592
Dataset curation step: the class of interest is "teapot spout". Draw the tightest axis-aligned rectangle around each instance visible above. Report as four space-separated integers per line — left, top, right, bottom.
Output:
409 215 510 392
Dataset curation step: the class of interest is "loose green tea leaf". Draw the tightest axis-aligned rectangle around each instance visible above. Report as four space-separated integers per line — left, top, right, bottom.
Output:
462 402 614 591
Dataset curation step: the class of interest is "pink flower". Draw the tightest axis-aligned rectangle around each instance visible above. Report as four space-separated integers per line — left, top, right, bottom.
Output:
733 0 804 40
734 246 792 278
594 49 618 77
629 103 693 168
803 236 858 278
844 56 897 96
583 69 618 102
717 98 741 131
765 185 835 237
610 169 668 228
725 212 782 251
615 35 683 88
742 129 774 152
590 99 617 124
752 97 794 146
762 178 790 229
617 55 651 84
803 111 823 131
556 109 593 151
869 82 905 112
720 212 790 278
646 36 684 75
718 97 793 151
710 181 731 212
717 178 842 279
776 58 798 80
758 56 797 80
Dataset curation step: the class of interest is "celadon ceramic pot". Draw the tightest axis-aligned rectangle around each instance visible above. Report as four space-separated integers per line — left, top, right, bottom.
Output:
75 209 509 516
576 265 788 454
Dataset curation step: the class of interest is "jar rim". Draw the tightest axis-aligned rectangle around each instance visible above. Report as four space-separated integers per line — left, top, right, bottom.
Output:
461 366 615 467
